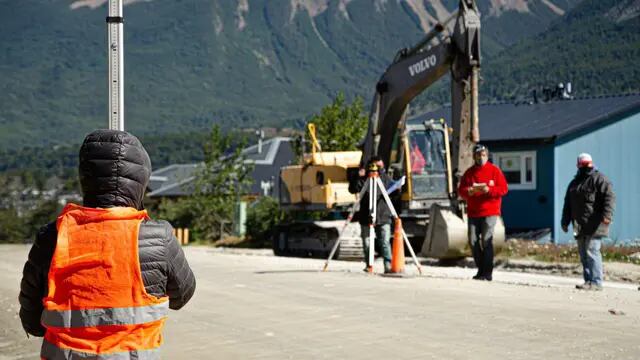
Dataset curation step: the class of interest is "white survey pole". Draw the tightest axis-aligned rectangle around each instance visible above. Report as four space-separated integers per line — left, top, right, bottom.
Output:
107 0 124 130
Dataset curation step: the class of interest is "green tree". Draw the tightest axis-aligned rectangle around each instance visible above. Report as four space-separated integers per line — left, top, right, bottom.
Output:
153 197 195 230
295 92 369 159
193 125 253 241
245 197 287 247
0 208 26 243
23 200 60 240
156 125 253 242
0 173 26 243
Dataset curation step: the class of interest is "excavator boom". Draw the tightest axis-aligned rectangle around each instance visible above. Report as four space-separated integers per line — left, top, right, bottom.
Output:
361 0 481 187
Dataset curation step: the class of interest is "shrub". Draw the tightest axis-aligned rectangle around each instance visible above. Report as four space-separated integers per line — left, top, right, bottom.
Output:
245 197 286 247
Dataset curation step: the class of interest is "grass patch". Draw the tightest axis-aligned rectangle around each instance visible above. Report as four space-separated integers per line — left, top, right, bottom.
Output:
211 235 268 249
501 239 640 265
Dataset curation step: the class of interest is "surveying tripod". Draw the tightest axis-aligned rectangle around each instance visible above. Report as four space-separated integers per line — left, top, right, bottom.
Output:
323 163 422 274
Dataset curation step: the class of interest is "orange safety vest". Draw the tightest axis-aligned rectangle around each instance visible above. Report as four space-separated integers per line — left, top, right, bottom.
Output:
41 204 169 359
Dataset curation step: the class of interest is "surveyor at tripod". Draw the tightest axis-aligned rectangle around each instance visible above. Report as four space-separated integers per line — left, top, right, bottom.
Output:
19 130 196 358
458 144 508 281
349 155 394 273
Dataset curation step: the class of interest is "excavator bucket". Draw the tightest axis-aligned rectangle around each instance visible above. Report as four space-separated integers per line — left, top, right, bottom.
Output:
421 203 505 259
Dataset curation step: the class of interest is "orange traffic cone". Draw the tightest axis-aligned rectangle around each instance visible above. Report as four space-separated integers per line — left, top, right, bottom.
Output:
390 218 405 274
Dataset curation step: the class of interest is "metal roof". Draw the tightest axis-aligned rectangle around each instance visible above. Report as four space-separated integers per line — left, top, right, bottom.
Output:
147 176 196 198
148 163 200 192
408 94 640 142
241 137 291 164
147 137 294 198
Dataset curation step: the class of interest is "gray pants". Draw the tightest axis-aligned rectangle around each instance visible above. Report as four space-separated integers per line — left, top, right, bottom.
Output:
360 223 392 269
468 216 498 279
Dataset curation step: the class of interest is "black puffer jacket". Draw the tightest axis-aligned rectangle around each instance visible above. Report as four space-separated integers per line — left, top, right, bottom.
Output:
19 130 196 337
561 167 615 238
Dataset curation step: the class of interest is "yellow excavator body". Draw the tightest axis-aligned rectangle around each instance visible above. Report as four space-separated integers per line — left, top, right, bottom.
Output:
279 151 361 210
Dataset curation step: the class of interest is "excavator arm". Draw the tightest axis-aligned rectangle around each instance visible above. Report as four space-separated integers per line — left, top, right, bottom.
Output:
361 0 481 192
361 40 454 167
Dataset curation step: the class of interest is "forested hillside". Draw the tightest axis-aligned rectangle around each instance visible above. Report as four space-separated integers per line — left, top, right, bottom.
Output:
482 0 640 100
1 0 582 151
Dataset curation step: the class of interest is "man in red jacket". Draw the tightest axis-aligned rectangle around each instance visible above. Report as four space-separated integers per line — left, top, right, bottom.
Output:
458 144 508 281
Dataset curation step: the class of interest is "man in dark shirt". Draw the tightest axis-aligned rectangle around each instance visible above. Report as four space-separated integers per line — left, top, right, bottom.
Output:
349 156 393 273
561 153 615 291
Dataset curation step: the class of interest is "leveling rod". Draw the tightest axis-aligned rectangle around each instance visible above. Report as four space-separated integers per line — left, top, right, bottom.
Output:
107 0 124 131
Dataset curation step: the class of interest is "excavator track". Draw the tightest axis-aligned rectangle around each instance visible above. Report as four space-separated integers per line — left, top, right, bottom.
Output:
273 221 363 260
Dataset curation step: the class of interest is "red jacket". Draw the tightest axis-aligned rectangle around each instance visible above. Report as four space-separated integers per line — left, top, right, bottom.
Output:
458 162 508 218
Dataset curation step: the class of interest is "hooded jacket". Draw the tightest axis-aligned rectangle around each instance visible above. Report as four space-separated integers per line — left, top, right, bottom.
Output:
561 167 615 238
19 130 196 337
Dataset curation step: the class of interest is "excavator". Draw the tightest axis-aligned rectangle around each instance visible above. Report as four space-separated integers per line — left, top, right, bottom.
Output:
274 0 505 260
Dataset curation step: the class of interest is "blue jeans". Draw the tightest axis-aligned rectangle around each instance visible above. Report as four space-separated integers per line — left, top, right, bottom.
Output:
576 236 604 286
360 223 392 269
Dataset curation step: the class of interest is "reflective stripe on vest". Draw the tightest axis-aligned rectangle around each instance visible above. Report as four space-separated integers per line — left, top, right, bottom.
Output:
42 302 169 328
42 204 169 358
41 339 160 360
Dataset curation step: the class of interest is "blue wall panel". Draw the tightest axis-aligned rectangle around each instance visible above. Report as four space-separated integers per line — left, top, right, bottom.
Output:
488 143 555 231
553 112 640 244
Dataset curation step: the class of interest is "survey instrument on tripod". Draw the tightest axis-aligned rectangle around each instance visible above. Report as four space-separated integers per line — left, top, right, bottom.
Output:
323 164 422 275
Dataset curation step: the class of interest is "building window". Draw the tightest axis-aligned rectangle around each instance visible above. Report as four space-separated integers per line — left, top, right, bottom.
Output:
492 151 536 190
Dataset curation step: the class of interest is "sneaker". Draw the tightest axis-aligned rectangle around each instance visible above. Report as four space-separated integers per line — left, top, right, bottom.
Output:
483 276 492 282
575 283 591 290
591 284 603 291
472 273 483 280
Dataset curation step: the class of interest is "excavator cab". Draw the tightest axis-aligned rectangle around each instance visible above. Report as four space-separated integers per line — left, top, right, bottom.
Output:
389 120 455 254
402 120 449 206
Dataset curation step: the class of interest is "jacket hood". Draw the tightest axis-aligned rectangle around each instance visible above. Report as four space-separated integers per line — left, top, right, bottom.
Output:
79 130 152 210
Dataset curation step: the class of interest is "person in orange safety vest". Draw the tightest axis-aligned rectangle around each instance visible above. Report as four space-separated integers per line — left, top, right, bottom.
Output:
19 130 196 359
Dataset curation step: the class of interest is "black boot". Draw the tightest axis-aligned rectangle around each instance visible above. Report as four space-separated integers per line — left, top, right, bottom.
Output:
472 240 484 280
482 240 494 281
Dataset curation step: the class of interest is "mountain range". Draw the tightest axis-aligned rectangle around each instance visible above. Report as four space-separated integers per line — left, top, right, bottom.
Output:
1 0 638 155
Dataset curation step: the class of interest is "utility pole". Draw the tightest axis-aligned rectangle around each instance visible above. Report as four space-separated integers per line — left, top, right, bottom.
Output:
107 0 124 130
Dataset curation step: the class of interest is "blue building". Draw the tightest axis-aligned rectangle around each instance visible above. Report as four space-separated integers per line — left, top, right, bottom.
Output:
412 94 640 244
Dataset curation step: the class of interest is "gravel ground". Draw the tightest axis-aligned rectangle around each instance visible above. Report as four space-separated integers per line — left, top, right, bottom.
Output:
212 246 640 283
1 245 639 360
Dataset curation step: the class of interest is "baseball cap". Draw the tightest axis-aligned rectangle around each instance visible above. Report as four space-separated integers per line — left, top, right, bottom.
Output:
473 144 488 153
577 153 593 167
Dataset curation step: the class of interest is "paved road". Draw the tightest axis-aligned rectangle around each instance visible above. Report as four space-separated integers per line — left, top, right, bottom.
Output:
1 245 639 359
